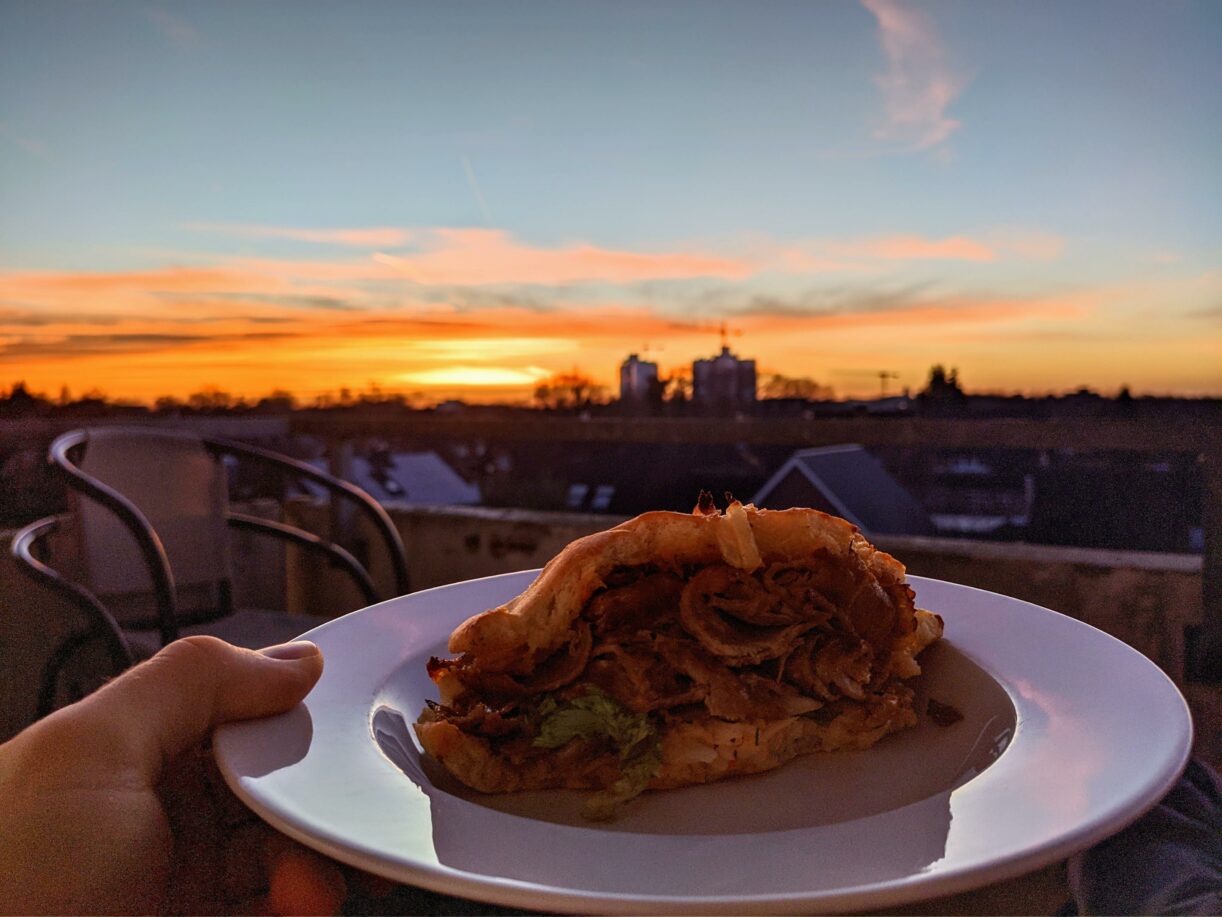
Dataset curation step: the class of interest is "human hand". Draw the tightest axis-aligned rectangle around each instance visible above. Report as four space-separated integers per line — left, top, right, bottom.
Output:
0 635 360 915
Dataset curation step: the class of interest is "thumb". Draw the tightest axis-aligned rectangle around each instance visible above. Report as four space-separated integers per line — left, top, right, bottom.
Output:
76 635 324 784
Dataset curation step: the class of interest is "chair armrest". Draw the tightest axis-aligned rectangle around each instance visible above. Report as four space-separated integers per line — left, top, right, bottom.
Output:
11 516 136 715
227 513 379 607
50 430 181 645
205 436 411 596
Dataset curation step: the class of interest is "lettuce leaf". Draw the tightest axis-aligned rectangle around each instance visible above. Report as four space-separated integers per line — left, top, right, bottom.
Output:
533 686 661 820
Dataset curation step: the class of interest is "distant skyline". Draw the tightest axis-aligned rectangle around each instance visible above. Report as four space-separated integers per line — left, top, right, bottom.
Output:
2 0 1220 402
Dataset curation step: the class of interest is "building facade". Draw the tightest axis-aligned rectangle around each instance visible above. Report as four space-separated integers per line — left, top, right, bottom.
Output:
692 346 756 411
619 353 659 404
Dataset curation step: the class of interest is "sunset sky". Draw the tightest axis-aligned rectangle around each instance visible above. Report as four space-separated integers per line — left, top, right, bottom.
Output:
2 0 1219 403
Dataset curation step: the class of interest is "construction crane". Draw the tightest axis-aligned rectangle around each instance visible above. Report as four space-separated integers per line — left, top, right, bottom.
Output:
831 368 902 398
715 321 742 351
638 341 664 360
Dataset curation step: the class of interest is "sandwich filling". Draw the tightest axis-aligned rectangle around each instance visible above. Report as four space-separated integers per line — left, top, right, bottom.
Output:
417 501 942 817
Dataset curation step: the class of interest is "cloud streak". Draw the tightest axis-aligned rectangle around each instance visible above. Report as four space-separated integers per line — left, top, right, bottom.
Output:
183 223 413 248
861 0 966 151
0 121 51 160
0 331 296 361
143 6 202 49
828 234 993 261
371 228 753 285
144 225 1039 292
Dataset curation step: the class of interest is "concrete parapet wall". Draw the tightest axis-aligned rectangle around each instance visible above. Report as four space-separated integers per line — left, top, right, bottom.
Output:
282 500 623 611
872 535 1203 682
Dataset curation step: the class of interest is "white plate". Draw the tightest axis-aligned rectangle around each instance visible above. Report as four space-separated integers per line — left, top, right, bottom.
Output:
214 572 1193 914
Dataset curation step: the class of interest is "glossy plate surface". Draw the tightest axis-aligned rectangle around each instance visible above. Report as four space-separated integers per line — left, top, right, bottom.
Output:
214 572 1192 914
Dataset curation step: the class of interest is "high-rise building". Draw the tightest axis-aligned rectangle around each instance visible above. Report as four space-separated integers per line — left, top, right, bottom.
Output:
619 353 659 403
693 345 756 411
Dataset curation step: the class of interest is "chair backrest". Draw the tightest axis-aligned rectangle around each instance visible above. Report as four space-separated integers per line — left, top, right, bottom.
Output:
5 517 135 735
72 427 232 623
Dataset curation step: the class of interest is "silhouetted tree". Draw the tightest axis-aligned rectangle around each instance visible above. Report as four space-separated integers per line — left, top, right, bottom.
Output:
924 365 963 396
187 386 234 411
534 371 605 409
664 367 693 406
759 373 834 400
917 365 967 415
255 389 297 412
0 382 51 418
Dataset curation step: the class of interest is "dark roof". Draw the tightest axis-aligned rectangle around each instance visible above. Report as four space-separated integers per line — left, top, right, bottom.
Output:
307 452 480 506
752 444 934 536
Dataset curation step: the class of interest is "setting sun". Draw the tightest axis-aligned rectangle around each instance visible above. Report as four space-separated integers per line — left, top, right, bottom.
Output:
399 366 553 388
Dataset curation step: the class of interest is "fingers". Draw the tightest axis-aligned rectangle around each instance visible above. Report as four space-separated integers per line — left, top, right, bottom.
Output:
158 747 226 915
74 635 324 784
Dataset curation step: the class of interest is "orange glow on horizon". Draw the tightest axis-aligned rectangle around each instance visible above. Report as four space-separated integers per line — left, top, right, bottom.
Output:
399 366 553 387
2 236 1219 403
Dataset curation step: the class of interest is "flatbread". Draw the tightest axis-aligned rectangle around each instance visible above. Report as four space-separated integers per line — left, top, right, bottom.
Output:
415 501 942 803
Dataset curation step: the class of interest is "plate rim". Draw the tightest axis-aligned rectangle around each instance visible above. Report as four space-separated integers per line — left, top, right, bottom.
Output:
215 571 1194 914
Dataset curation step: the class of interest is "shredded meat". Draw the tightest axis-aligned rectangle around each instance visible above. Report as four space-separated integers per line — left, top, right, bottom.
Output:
759 563 839 621
586 572 685 639
786 555 860 608
654 634 819 721
436 620 593 698
785 635 875 701
846 579 897 649
690 565 807 625
431 555 910 738
585 639 704 712
521 620 594 691
424 699 525 737
816 638 873 700
678 565 811 666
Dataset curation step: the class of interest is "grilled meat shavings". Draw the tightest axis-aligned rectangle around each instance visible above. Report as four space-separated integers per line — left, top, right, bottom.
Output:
421 699 525 738
428 620 592 700
585 639 704 713
587 572 684 639
679 565 811 665
653 634 819 720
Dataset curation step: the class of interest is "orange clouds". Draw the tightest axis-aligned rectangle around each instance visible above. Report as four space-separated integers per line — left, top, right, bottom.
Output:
828 235 995 262
178 224 1034 289
371 228 752 285
2 227 1213 402
4 265 256 298
764 232 1063 271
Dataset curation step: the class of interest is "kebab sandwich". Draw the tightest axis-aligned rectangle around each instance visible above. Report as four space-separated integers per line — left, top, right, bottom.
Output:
415 497 943 818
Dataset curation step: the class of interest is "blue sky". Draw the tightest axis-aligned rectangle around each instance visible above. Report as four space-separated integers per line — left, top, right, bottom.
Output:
1 0 1219 400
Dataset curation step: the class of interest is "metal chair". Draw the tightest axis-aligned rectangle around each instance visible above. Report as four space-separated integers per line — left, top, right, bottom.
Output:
8 517 134 722
12 426 410 662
